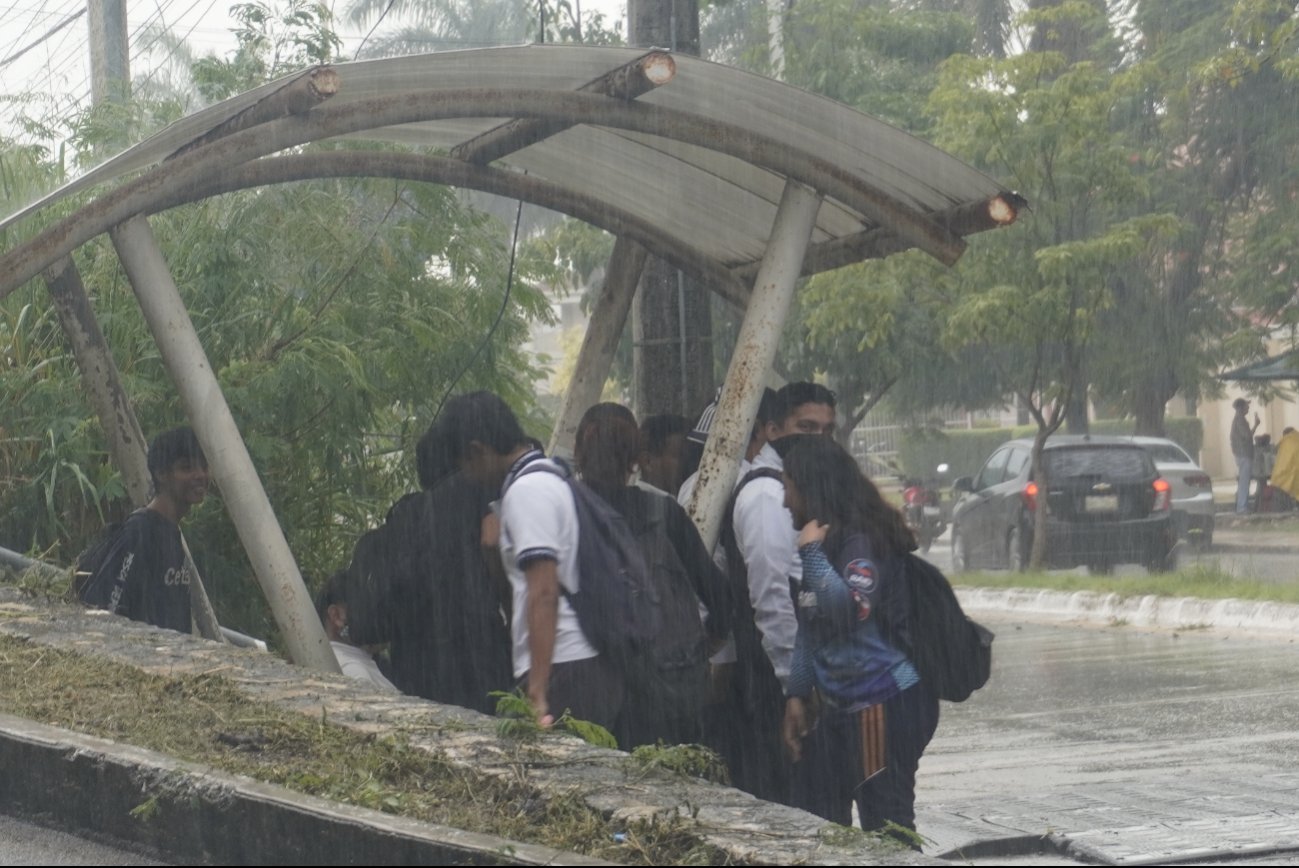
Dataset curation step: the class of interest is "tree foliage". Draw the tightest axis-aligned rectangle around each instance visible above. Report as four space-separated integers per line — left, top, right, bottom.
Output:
0 4 556 639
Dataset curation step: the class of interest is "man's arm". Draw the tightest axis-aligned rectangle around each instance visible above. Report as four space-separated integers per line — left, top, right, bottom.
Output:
522 556 561 725
732 480 799 688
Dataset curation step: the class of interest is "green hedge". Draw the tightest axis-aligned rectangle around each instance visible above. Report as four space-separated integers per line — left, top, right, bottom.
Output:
896 417 1204 481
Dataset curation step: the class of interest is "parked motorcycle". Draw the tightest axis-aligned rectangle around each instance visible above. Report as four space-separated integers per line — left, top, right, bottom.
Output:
902 463 950 552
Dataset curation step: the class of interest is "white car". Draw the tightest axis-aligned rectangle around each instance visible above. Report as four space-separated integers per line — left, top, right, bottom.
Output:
1128 436 1215 547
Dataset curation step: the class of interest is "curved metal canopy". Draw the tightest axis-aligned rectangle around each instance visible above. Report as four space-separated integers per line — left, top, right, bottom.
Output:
0 44 1018 301
0 45 1022 672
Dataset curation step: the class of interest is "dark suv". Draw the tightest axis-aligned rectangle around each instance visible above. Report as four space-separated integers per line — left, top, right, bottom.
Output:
950 436 1176 573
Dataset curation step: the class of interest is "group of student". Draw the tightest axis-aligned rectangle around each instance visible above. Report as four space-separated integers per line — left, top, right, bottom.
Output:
78 383 939 844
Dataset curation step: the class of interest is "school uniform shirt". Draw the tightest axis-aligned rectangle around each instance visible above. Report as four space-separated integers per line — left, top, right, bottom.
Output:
331 641 398 692
730 443 800 689
498 451 598 679
678 458 752 665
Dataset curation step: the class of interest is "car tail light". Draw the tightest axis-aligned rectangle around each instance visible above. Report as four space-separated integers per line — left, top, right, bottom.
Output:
1153 478 1172 511
1022 482 1039 511
1184 473 1211 488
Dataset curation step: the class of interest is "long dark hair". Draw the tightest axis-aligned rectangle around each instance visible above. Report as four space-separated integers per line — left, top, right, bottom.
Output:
575 402 640 493
782 436 916 558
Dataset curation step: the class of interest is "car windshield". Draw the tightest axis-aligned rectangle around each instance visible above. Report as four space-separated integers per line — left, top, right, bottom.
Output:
1045 447 1152 479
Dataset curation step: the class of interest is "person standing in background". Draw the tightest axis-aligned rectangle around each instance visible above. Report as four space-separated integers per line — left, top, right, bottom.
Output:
1230 398 1261 515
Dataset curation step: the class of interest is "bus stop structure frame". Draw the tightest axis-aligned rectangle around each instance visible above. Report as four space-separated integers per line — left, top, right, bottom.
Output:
0 45 1021 669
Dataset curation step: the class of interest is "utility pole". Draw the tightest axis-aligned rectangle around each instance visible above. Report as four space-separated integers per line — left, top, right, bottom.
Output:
628 0 714 421
767 0 786 79
88 0 130 105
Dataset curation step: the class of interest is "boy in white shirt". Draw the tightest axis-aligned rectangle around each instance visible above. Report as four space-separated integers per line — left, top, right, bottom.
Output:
424 391 623 731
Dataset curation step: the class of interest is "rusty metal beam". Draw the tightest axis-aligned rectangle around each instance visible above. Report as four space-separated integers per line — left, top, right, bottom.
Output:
452 51 675 165
0 150 747 308
548 236 648 460
0 89 968 300
167 66 341 161
688 180 822 552
164 151 748 307
43 256 225 642
110 215 338 673
732 193 1026 283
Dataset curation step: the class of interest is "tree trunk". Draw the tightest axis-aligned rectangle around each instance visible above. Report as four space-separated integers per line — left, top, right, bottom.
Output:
1028 427 1051 571
1065 369 1089 434
1132 380 1170 436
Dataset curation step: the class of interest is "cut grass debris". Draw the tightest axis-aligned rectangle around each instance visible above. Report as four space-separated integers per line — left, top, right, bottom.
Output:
0 634 728 866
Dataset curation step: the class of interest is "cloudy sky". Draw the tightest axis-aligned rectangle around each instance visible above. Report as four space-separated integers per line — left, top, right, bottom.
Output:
0 0 628 122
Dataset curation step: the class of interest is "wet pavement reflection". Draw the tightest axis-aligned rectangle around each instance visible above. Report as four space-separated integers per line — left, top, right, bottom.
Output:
915 617 1299 865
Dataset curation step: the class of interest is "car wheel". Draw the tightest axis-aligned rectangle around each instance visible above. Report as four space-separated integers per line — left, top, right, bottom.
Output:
951 526 968 573
1007 526 1026 572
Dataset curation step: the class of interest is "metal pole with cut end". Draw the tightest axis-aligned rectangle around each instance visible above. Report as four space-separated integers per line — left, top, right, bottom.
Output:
109 215 338 672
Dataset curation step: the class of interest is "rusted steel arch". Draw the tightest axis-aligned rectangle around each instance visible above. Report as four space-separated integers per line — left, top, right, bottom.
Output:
0 47 1024 671
738 193 1028 281
0 88 976 299
125 151 750 307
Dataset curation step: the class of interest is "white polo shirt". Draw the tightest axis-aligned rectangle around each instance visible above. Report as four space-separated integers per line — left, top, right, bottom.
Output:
730 443 800 689
499 452 598 679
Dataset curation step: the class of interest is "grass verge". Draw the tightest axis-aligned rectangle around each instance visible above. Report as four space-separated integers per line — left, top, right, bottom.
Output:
0 633 727 866
951 563 1299 605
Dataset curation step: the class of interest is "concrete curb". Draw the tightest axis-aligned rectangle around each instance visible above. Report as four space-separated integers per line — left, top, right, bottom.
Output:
0 587 939 866
0 712 602 866
956 586 1299 635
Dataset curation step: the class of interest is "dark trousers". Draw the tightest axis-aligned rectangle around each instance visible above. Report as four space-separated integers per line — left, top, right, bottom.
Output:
790 683 940 844
703 663 789 802
524 654 625 736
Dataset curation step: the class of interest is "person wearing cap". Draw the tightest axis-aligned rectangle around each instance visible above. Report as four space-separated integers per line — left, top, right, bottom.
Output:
1230 398 1261 514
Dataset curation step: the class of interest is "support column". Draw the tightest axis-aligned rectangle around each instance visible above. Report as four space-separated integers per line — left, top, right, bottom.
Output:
549 236 648 460
687 180 821 551
629 0 714 422
110 215 338 673
44 256 223 642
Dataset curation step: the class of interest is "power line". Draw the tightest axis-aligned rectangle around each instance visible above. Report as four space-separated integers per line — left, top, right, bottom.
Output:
133 0 222 91
0 5 85 70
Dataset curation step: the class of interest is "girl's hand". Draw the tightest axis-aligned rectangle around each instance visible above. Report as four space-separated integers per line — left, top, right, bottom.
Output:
798 520 829 547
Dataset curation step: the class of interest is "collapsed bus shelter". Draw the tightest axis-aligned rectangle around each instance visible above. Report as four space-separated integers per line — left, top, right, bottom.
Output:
0 45 1020 671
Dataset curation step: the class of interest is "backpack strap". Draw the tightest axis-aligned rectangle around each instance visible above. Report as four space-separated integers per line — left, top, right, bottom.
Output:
718 465 788 714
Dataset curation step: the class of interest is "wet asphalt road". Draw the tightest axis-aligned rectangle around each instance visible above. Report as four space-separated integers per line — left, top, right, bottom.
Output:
915 616 1299 864
0 814 164 866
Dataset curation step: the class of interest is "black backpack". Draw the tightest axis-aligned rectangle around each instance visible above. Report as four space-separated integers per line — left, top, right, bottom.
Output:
887 553 994 703
630 492 709 682
514 462 662 665
72 510 143 610
717 466 788 716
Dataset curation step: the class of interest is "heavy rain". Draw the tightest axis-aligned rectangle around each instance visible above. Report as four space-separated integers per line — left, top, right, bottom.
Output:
1 0 1297 864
